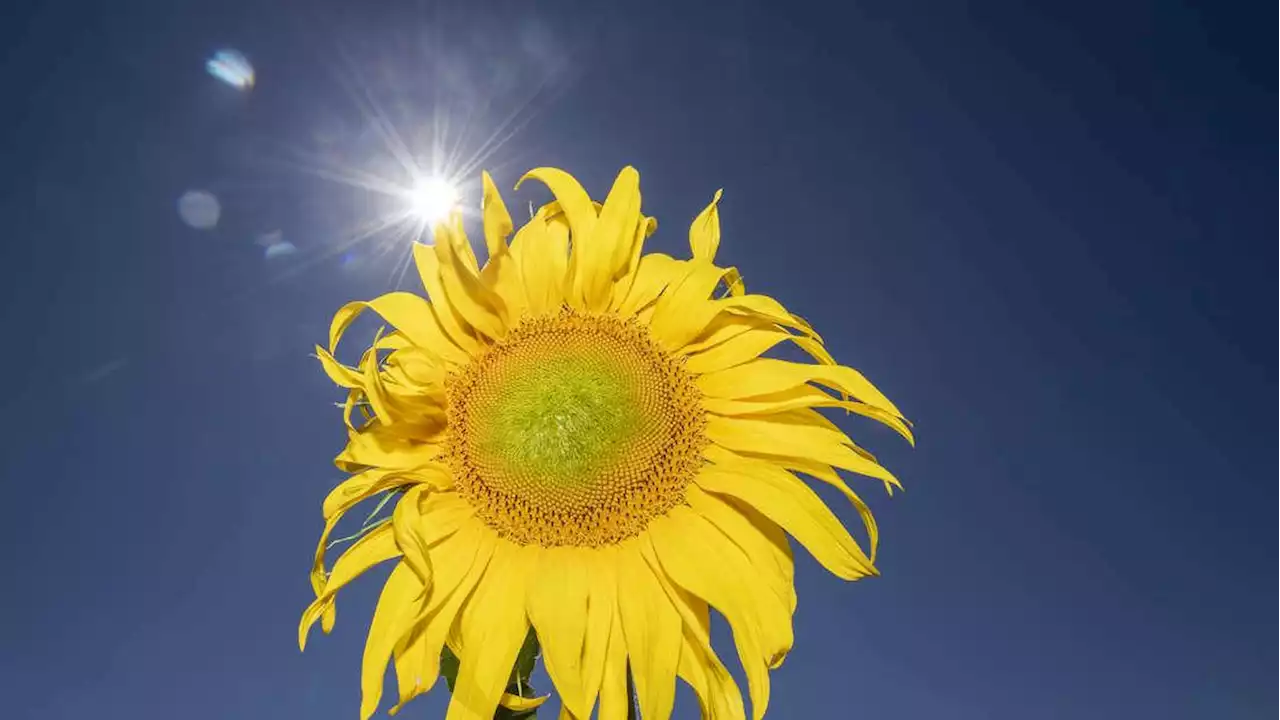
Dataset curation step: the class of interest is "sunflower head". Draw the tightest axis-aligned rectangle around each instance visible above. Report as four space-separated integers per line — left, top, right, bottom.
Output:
302 166 912 720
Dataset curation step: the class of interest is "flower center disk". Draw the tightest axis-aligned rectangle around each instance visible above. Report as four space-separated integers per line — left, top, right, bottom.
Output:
447 309 705 547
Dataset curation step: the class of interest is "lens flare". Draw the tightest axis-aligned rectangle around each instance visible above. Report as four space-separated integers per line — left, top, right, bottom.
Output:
407 176 459 224
206 49 254 90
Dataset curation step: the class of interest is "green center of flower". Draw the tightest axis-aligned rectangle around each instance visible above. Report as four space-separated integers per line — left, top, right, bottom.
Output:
446 308 707 547
477 356 641 486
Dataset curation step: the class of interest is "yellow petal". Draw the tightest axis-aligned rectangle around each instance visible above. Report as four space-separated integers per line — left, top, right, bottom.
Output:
512 214 568 316
697 357 903 418
685 484 796 617
578 167 641 311
701 385 915 445
332 292 473 367
315 345 363 388
516 167 598 253
320 468 415 521
393 522 497 710
436 211 481 274
391 520 494 713
696 450 874 579
736 501 796 609
762 451 882 563
499 693 550 712
433 223 508 341
610 213 658 302
647 510 773 720
415 491 477 545
300 522 400 651
683 327 792 374
616 541 681 720
336 428 444 472
648 261 737 350
596 604 629 720
446 542 534 720
480 171 514 258
671 503 792 667
358 331 396 424
360 562 425 720
480 250 527 327
612 252 681 317
307 470 440 613
706 414 902 492
412 243 483 354
382 347 448 393
580 546 619 717
718 294 821 344
680 314 770 355
689 189 724 262
313 470 436 598
392 485 433 590
637 540 746 720
526 547 590 718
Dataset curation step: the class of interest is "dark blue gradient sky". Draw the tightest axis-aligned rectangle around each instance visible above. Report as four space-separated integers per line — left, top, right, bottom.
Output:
0 1 1273 718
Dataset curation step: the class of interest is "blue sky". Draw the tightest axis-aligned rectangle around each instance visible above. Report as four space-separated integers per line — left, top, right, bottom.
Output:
0 1 1273 718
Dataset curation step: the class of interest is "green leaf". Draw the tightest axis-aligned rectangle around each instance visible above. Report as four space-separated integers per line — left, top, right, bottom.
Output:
511 629 539 686
441 629 542 718
440 646 460 692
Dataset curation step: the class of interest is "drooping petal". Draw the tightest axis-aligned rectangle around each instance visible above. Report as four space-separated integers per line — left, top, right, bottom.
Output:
637 539 747 720
335 428 444 472
300 522 400 651
696 450 875 579
361 562 425 720
706 414 903 492
315 345 363 388
328 292 472 367
683 327 792 374
668 505 792 668
685 484 796 617
446 542 534 720
309 468 432 615
700 384 915 444
500 693 550 713
616 541 682 720
647 510 775 720
392 485 433 590
391 521 497 713
525 546 591 718
697 357 903 418
753 450 883 563
596 604 630 720
579 546 619 717
516 168 598 253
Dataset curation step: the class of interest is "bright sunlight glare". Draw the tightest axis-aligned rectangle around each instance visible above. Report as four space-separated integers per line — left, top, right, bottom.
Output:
409 177 460 225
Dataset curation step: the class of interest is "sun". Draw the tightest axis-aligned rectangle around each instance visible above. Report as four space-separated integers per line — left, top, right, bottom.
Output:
408 176 460 225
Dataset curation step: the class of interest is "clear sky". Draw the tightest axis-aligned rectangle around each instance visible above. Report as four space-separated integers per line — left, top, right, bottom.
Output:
0 1 1273 719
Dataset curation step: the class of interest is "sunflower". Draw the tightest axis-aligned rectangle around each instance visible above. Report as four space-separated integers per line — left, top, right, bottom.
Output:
299 167 912 720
